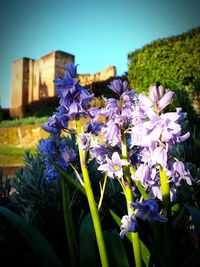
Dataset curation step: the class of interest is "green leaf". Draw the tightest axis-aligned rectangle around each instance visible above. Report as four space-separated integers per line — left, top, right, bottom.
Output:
192 137 200 150
50 159 86 196
185 204 200 244
104 230 129 267
79 213 97 267
109 209 150 267
0 206 63 267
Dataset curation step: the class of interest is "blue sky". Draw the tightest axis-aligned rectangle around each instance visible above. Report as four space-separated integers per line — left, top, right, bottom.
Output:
0 0 200 108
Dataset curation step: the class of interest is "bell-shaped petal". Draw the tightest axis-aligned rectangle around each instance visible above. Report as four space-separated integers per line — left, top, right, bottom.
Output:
157 91 174 111
108 79 129 95
131 199 168 222
152 146 168 168
120 213 138 238
149 85 164 103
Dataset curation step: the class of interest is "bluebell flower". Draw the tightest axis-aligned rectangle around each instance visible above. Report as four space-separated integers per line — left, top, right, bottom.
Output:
54 71 78 97
42 122 61 134
149 85 164 103
133 164 151 186
98 152 129 179
171 161 192 186
102 120 121 147
66 63 78 78
37 137 75 182
88 107 100 121
139 87 174 112
101 98 120 119
108 79 129 95
131 199 168 222
86 122 103 136
90 145 107 163
120 212 138 238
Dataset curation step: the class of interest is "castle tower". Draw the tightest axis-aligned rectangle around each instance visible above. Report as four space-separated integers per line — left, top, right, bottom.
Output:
10 58 30 117
10 50 116 118
10 51 75 117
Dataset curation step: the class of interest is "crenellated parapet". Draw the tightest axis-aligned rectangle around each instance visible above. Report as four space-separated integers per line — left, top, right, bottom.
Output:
78 65 116 86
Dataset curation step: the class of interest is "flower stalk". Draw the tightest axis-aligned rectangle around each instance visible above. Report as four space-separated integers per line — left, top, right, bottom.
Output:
159 166 172 267
121 129 143 267
76 118 109 267
61 176 78 267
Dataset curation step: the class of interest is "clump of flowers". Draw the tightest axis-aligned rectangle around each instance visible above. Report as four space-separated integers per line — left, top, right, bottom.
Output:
38 63 193 267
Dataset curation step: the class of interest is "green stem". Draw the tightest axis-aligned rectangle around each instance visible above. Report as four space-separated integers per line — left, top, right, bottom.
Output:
159 165 173 267
121 130 143 267
61 176 78 267
160 166 171 217
76 118 109 267
98 173 108 210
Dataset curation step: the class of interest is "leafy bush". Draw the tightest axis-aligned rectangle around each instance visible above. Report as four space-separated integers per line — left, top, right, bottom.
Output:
128 27 200 123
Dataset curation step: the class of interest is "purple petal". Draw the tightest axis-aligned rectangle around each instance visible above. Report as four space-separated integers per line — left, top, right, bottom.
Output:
157 91 174 111
149 85 164 102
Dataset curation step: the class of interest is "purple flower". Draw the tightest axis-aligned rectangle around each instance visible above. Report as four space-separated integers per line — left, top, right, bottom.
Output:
86 122 103 135
61 147 76 163
138 93 153 108
149 85 164 103
108 79 129 95
131 199 168 222
139 87 174 113
88 107 100 121
120 212 138 238
133 164 151 186
37 137 75 182
98 152 129 179
66 63 78 78
101 98 120 119
102 120 121 147
55 71 78 97
121 90 138 121
42 107 69 133
171 161 192 186
157 91 174 112
79 133 92 150
90 145 108 163
152 146 168 168
42 123 61 134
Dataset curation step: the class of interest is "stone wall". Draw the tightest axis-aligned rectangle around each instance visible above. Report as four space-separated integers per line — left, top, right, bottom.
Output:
10 51 116 117
0 124 49 148
10 58 24 117
78 65 116 86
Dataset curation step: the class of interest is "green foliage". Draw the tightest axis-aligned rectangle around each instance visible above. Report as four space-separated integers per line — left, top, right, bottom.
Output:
128 27 200 92
104 230 129 267
0 168 11 206
0 146 35 165
109 209 150 267
79 214 97 267
0 206 63 267
9 151 62 224
128 27 200 123
0 116 47 128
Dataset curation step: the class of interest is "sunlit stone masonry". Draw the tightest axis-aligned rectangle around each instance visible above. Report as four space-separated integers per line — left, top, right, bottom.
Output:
10 50 116 117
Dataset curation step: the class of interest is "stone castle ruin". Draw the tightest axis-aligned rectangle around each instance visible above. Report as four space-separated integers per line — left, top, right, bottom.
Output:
10 50 116 117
